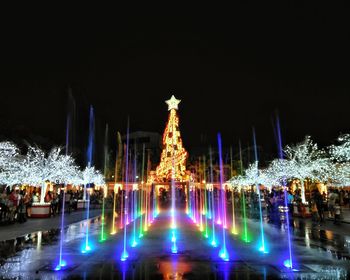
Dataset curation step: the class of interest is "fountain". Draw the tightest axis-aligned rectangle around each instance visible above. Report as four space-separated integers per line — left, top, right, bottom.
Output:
203 156 209 238
274 114 295 270
55 95 74 271
252 128 268 253
230 147 238 235
209 147 217 247
199 180 203 232
170 156 177 254
82 105 94 254
131 183 138 247
218 133 228 260
100 123 109 242
239 140 250 243
121 118 130 261
139 143 145 238
131 142 138 248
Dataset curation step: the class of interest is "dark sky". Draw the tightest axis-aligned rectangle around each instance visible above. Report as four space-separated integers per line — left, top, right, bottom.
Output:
0 4 349 162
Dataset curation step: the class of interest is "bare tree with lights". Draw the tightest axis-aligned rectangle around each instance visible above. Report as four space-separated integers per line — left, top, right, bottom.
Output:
284 136 330 203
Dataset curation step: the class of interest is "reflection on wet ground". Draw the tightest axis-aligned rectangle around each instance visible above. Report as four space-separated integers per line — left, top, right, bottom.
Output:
0 210 349 279
280 218 350 261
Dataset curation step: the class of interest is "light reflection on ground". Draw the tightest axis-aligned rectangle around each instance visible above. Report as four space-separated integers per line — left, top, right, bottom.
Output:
0 209 349 279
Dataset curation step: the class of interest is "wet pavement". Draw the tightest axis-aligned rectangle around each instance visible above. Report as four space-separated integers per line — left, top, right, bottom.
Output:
0 209 102 242
0 207 349 279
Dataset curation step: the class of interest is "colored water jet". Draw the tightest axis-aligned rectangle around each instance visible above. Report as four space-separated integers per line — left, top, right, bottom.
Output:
218 133 229 260
275 114 294 270
252 128 268 253
131 185 138 247
202 156 209 238
143 185 148 232
83 105 94 253
100 123 109 241
230 147 238 235
204 187 209 238
199 186 203 232
121 118 130 261
111 186 117 235
170 155 178 254
231 188 238 235
100 185 107 241
139 144 145 238
239 140 250 243
56 111 71 271
209 147 217 247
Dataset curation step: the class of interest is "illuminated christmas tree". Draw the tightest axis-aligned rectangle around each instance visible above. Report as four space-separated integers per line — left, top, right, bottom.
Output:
155 95 189 182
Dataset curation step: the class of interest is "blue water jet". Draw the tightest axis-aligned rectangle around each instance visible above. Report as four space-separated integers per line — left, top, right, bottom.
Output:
252 128 268 254
275 114 294 270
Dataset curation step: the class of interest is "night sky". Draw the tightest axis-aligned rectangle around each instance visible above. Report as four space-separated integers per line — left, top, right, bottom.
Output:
0 4 349 163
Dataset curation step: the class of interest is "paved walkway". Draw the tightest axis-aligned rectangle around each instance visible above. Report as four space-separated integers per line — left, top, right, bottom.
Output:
326 207 350 224
0 208 349 278
0 209 102 242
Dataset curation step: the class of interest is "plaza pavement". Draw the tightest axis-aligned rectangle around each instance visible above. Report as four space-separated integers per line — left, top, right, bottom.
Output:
0 209 103 242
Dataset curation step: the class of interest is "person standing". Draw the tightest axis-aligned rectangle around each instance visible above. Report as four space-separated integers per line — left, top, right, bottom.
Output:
314 189 324 222
24 191 32 218
65 190 71 214
287 191 294 218
9 189 19 222
328 190 337 218
334 199 341 225
32 192 39 203
18 190 27 223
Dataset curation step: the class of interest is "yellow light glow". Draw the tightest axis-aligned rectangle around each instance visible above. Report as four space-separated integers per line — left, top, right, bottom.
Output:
206 184 213 191
153 97 189 182
114 183 122 192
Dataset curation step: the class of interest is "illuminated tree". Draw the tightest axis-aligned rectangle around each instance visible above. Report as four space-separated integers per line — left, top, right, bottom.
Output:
82 166 104 185
229 162 279 190
329 134 350 186
242 162 258 187
265 159 292 186
284 136 330 203
0 142 22 186
21 146 78 204
155 95 189 182
330 134 350 162
80 166 105 199
93 171 105 186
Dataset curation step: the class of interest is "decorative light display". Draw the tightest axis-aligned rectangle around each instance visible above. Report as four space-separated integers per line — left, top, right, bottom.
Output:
329 134 350 186
330 134 350 162
0 142 21 186
154 95 189 182
21 147 78 204
229 136 332 204
284 136 330 203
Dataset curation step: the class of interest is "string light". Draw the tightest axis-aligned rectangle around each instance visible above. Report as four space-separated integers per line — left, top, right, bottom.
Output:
154 95 189 182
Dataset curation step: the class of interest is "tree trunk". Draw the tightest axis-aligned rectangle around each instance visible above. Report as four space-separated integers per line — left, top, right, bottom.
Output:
301 179 306 204
83 184 87 201
40 182 46 204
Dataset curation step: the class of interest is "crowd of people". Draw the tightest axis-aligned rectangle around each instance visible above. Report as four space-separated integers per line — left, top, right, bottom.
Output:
0 186 106 225
1 184 349 226
226 187 350 225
